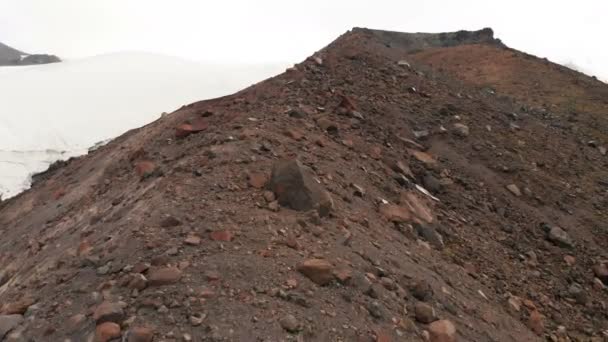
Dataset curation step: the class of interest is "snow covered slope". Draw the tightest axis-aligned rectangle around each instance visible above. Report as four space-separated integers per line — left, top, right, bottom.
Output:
0 52 285 198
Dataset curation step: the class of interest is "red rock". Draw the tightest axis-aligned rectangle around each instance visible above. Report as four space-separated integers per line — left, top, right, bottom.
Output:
563 255 576 266
147 267 182 286
286 278 298 288
297 259 333 286
127 274 148 291
333 268 353 284
248 173 268 189
127 326 154 342
210 230 234 242
338 95 357 112
95 322 121 342
68 314 86 331
189 117 209 132
77 240 93 256
1 297 35 315
369 146 382 159
93 301 125 324
132 263 149 274
376 330 392 342
409 149 436 164
135 160 156 178
52 187 66 200
175 123 194 138
428 320 456 342
284 129 304 141
379 203 412 223
528 310 544 336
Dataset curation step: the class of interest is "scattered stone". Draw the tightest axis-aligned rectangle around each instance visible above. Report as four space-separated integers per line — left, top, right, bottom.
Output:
184 234 201 246
284 129 304 141
506 184 521 197
334 269 353 284
268 159 333 217
528 310 544 336
593 262 608 285
410 149 437 164
414 223 444 249
0 297 35 315
279 314 300 333
414 302 437 323
160 216 181 228
367 301 386 319
317 117 339 134
0 315 23 340
563 255 576 266
189 313 206 326
248 172 268 189
93 301 125 324
379 203 411 223
351 183 365 197
135 161 157 179
380 277 397 291
452 123 470 137
547 226 573 248
411 279 434 301
413 130 430 139
423 174 442 193
127 274 148 291
297 259 333 286
599 146 607 155
428 320 456 342
506 296 522 315
147 267 182 286
95 322 121 342
210 230 234 242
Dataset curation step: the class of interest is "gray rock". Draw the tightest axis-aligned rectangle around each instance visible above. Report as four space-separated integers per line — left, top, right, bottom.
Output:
422 174 442 193
506 184 521 197
414 302 437 323
414 223 445 249
452 123 470 137
367 301 386 319
268 159 333 217
0 315 23 340
279 314 300 332
411 279 434 301
547 226 574 248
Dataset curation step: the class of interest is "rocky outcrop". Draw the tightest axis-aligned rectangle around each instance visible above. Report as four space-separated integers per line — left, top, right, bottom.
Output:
0 42 60 66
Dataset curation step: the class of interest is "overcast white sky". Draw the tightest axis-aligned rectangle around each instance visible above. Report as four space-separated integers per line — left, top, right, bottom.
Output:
1 0 607 79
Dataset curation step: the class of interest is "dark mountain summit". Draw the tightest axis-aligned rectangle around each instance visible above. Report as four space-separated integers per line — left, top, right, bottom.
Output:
0 41 60 66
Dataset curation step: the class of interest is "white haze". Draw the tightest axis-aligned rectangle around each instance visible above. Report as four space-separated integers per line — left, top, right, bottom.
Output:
0 53 285 198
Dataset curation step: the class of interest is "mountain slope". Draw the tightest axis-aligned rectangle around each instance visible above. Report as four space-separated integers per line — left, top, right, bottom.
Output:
0 28 606 342
0 53 285 198
0 41 60 66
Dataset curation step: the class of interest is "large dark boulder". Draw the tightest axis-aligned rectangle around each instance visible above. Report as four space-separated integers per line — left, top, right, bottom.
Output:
268 159 334 217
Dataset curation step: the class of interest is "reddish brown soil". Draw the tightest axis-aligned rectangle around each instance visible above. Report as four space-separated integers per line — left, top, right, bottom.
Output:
0 28 606 342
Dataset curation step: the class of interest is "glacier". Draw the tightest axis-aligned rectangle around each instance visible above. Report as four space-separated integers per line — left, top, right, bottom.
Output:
0 52 286 199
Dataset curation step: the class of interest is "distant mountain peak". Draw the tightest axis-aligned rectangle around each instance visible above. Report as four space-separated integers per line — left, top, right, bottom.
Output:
0 41 61 66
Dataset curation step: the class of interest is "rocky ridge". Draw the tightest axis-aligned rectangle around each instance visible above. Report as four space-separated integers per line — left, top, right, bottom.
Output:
0 28 606 341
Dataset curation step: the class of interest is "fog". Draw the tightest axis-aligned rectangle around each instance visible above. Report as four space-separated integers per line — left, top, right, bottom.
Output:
0 1 606 80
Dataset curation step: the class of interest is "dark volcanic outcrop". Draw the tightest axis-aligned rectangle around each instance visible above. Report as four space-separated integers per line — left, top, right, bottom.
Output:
0 28 606 342
0 42 60 66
